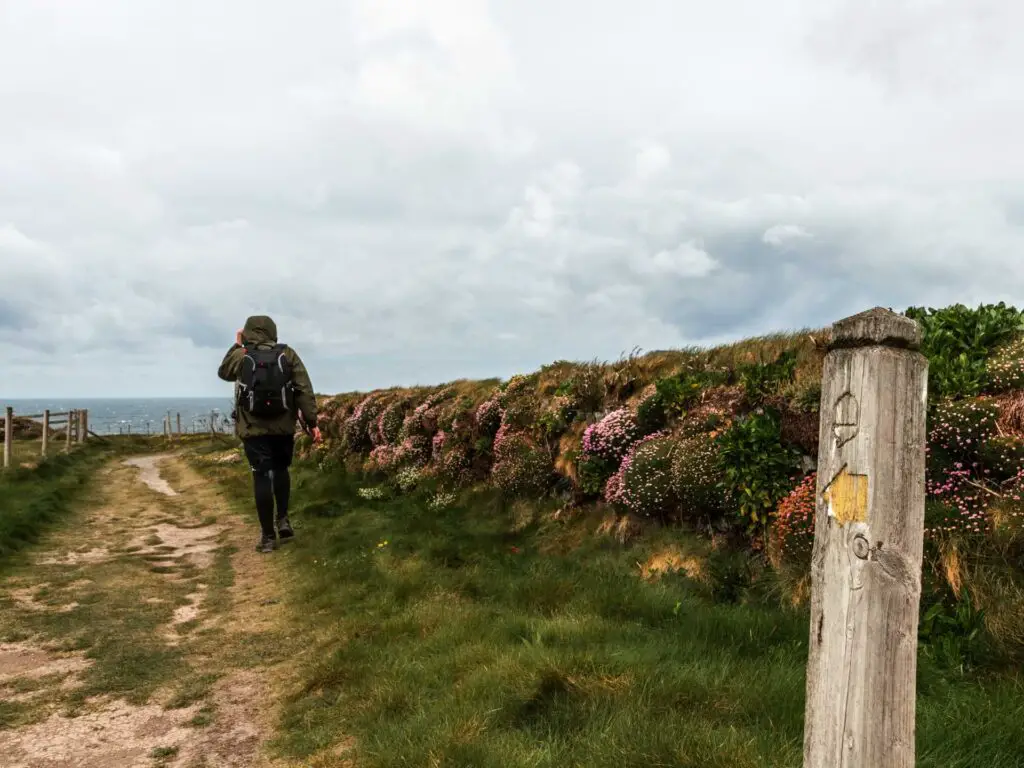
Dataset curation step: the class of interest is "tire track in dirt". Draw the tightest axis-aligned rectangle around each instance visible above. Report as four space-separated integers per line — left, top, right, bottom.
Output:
0 451 303 768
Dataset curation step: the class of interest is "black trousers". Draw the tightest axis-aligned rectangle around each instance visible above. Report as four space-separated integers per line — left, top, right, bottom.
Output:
242 435 295 538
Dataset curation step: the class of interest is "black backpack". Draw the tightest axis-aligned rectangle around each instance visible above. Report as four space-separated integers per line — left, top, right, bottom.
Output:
237 344 294 418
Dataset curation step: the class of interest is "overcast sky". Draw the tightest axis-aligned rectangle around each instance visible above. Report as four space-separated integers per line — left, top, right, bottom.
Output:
3 0 1023 398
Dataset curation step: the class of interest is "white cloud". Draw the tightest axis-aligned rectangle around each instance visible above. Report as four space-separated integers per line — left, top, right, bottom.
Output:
634 142 672 182
1 0 1023 398
763 224 813 248
640 242 718 278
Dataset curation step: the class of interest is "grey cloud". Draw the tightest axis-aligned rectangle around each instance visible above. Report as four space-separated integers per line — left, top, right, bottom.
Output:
2 0 1023 397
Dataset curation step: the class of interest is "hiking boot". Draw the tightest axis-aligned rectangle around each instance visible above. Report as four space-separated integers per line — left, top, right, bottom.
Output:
256 534 277 553
277 516 294 541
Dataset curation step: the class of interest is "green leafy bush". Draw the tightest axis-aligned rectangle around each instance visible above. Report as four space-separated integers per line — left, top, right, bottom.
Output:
919 595 989 672
562 365 606 413
636 390 669 435
738 350 797 405
671 434 729 522
636 370 728 433
716 409 801 529
537 396 575 438
576 454 617 497
905 302 1024 400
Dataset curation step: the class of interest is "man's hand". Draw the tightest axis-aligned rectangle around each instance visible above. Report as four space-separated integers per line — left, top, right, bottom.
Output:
311 426 323 445
235 329 244 346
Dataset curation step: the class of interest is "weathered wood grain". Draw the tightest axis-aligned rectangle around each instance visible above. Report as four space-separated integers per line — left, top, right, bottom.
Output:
803 307 928 768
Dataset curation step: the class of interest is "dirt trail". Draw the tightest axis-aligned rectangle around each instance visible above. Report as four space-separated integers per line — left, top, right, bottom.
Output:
0 452 301 768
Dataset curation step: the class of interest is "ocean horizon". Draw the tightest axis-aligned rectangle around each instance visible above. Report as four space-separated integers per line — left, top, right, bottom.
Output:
2 397 236 435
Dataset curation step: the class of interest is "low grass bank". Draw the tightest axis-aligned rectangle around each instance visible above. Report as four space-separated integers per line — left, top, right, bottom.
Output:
0 442 116 567
193 450 1024 768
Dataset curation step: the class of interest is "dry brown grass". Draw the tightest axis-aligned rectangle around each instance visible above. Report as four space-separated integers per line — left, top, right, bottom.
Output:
319 329 827 430
995 390 1024 438
638 549 708 583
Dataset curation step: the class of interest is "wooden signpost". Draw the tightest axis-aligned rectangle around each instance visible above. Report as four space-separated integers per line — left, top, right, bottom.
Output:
803 308 928 768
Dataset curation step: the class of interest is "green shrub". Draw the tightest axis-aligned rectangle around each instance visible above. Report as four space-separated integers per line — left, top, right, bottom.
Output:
905 302 1024 400
576 454 617 497
716 409 801 529
918 595 990 672
738 350 797 405
537 396 575 439
636 390 669 435
562 365 606 413
635 370 728 434
671 434 729 523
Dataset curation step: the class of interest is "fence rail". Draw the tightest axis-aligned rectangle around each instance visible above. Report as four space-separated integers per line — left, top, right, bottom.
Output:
2 406 233 469
3 406 87 468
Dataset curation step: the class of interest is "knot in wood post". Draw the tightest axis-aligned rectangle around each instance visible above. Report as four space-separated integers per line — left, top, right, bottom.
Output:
803 307 928 768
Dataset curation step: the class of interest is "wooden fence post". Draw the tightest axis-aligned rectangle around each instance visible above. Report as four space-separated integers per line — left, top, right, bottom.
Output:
42 410 50 457
210 410 216 436
65 410 74 452
177 413 182 437
80 410 88 442
3 406 12 469
803 308 928 768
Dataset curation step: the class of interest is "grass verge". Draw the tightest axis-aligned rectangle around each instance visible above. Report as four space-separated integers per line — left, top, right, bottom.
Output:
192 452 1024 768
0 441 116 567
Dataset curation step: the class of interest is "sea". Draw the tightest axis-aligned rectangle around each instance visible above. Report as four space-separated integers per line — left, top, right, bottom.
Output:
2 398 237 436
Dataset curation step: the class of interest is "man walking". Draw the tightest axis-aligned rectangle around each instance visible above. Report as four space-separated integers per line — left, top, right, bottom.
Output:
218 315 322 553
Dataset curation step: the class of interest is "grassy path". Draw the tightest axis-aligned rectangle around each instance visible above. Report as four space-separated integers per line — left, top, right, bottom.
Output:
0 451 306 768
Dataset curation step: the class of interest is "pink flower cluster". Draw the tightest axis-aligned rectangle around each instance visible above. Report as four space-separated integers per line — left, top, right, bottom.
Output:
987 338 1024 393
491 431 551 497
499 374 532 404
582 408 641 463
432 430 448 461
344 393 387 451
770 473 817 565
375 401 405 446
926 461 991 536
603 431 671 514
439 443 472 488
493 421 514 461
401 387 455 438
928 398 998 456
476 395 503 435
392 435 431 467
368 444 398 472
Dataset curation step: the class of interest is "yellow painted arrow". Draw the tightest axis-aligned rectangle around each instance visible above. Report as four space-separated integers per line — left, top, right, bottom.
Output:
821 465 869 526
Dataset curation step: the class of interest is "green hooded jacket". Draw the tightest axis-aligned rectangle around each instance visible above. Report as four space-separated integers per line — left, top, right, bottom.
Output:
217 315 319 439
